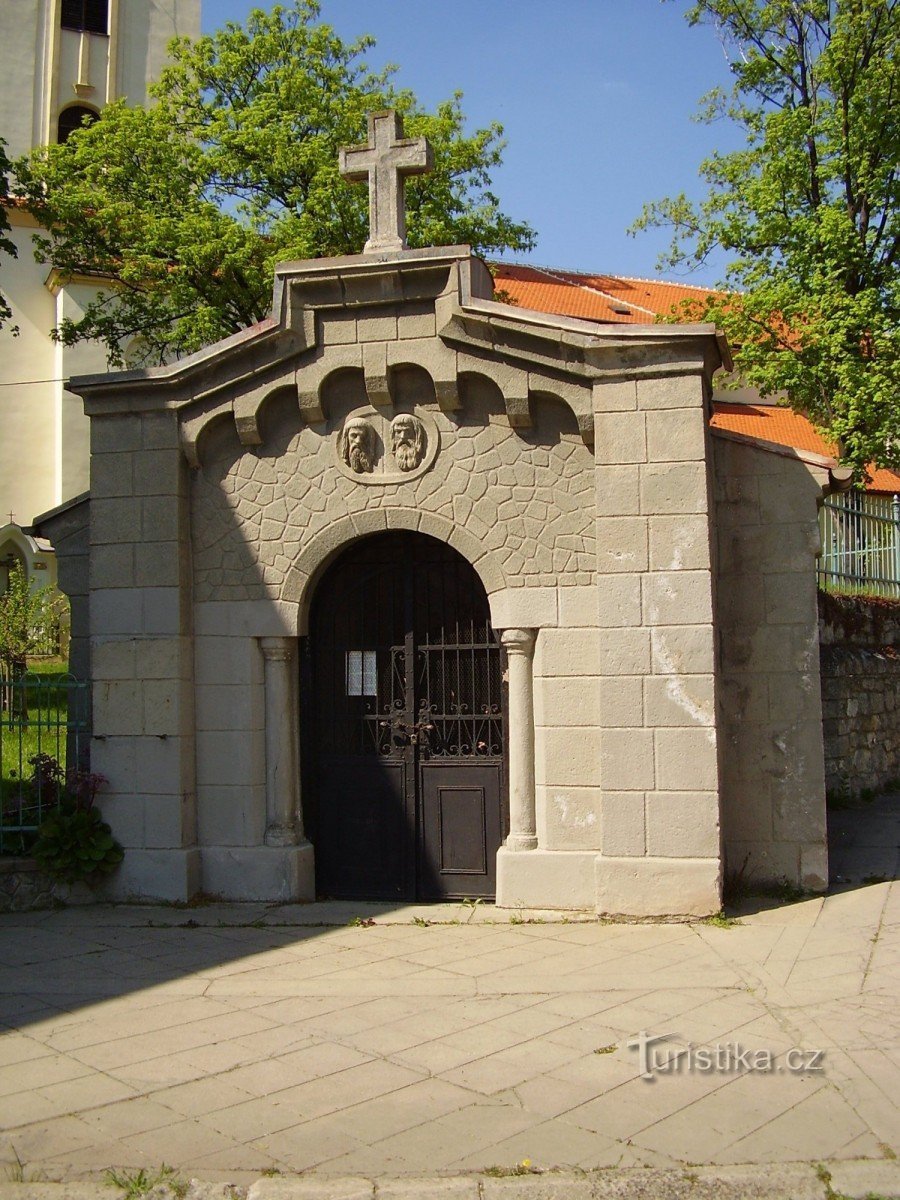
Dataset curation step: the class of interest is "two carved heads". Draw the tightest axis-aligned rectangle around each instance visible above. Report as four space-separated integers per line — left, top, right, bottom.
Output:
339 414 426 475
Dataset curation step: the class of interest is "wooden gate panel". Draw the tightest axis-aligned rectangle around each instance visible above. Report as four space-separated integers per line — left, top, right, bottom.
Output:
419 762 501 899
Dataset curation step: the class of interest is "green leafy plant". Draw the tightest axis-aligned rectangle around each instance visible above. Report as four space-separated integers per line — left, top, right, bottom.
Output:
12 0 534 367
632 0 900 479
105 1165 187 1200
0 563 67 690
699 911 742 929
30 756 121 884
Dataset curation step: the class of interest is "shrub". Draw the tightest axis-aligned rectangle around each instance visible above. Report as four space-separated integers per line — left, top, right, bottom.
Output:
29 755 122 884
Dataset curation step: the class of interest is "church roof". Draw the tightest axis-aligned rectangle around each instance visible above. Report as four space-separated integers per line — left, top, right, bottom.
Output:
491 263 714 325
493 262 900 494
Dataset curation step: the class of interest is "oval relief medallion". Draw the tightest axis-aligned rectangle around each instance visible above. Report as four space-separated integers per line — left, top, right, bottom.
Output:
334 408 440 484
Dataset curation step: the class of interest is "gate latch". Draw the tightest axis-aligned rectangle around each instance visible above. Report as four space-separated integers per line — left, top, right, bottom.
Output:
379 717 435 746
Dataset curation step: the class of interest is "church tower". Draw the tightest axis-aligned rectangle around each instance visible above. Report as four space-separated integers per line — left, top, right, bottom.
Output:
0 0 201 581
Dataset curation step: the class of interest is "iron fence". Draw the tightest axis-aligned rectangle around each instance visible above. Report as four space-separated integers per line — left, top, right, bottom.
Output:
0 670 90 855
818 492 900 599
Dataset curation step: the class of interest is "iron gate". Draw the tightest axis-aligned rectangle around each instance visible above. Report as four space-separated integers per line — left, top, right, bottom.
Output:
304 531 506 900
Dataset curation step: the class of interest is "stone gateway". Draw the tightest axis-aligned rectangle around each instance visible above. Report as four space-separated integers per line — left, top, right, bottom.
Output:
51 113 834 916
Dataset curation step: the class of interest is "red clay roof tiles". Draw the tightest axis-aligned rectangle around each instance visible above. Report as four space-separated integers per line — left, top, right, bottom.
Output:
492 263 898 494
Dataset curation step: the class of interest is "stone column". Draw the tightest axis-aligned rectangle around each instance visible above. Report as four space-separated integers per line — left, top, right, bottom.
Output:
260 636 303 847
501 628 538 851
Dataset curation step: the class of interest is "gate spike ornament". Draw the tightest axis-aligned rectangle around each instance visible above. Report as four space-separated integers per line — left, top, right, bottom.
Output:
339 110 434 254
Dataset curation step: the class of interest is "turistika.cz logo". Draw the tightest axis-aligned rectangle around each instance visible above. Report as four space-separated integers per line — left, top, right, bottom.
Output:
627 1032 826 1082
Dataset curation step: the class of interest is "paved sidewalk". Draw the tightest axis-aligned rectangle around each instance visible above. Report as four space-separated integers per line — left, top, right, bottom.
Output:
0 799 897 1188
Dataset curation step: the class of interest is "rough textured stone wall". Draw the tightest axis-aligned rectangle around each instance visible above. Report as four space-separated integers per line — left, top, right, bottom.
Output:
192 387 595 601
713 433 830 890
819 592 900 796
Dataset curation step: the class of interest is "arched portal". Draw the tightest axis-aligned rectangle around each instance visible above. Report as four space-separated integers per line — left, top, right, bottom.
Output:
303 530 507 901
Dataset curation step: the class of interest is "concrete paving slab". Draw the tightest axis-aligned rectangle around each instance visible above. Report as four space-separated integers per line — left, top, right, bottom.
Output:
1 800 898 1191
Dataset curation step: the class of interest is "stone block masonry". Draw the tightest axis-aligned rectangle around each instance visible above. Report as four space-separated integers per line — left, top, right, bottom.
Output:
55 229 830 917
819 591 900 797
712 431 830 893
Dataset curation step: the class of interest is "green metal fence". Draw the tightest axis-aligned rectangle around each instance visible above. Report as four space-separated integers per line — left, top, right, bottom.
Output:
818 492 900 599
0 671 90 855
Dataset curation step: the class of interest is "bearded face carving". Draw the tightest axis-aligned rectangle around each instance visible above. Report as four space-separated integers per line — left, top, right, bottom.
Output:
339 418 376 474
390 414 425 472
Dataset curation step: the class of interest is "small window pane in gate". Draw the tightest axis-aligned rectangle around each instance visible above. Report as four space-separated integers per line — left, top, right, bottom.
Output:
346 650 377 696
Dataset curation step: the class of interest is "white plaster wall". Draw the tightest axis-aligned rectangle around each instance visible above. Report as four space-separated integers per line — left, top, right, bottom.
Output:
0 0 201 158
0 1 47 159
0 218 59 526
0 217 108 526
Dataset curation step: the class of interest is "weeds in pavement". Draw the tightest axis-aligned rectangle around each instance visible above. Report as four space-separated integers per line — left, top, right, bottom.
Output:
698 911 742 929
105 1164 187 1199
2 1146 44 1183
815 1161 891 1200
483 1159 539 1177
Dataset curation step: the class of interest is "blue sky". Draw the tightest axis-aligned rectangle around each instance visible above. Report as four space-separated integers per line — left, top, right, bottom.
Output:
201 1 743 283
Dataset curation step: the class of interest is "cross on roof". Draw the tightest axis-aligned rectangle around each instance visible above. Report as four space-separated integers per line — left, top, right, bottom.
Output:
339 110 434 254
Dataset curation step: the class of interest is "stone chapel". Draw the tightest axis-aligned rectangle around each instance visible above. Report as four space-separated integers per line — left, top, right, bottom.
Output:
40 112 838 916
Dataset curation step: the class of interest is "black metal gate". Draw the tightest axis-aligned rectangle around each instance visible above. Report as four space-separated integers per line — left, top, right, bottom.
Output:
304 531 505 901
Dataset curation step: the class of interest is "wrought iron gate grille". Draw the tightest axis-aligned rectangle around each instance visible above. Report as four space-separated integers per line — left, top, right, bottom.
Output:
312 533 503 760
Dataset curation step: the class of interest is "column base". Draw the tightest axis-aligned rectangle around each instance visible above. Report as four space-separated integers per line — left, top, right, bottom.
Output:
505 833 538 852
201 842 316 902
96 848 202 903
495 847 596 910
595 856 721 919
264 822 300 848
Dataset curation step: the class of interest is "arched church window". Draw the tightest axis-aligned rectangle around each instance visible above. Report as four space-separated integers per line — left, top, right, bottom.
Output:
61 0 109 35
57 105 99 145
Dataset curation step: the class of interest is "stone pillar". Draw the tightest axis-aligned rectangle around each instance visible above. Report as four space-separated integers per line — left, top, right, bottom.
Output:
87 410 200 902
501 628 538 851
260 636 303 847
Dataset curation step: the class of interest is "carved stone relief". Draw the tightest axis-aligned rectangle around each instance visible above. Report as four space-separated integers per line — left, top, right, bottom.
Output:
390 414 426 471
338 417 376 474
333 408 439 484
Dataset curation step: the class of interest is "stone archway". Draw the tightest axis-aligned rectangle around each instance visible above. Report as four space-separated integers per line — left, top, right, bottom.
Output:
303 530 507 901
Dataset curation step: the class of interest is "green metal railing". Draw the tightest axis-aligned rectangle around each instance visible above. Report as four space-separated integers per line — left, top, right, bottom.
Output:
818 492 900 599
0 671 90 855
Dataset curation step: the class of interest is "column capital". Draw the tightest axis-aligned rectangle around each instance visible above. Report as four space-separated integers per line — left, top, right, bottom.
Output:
500 627 536 656
260 636 295 663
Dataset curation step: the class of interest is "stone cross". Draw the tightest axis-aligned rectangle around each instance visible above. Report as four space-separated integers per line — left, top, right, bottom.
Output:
339 110 433 254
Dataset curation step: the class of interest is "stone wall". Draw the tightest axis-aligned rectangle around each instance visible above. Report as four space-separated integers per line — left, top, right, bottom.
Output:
192 382 595 602
712 431 830 891
819 591 900 796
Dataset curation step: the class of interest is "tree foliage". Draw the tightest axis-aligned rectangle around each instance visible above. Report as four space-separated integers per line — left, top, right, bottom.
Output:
12 1 534 366
0 563 66 674
0 138 17 329
633 0 899 477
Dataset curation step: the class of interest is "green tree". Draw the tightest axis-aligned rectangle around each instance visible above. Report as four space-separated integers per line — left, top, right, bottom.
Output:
0 563 65 677
12 1 534 366
633 0 899 477
0 137 18 330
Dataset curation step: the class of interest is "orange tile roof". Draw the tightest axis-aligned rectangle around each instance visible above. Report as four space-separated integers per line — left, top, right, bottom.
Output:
710 403 832 456
491 263 899 494
712 405 900 492
491 262 719 324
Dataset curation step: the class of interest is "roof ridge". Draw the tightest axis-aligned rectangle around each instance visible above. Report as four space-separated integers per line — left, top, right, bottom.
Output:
491 260 725 294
